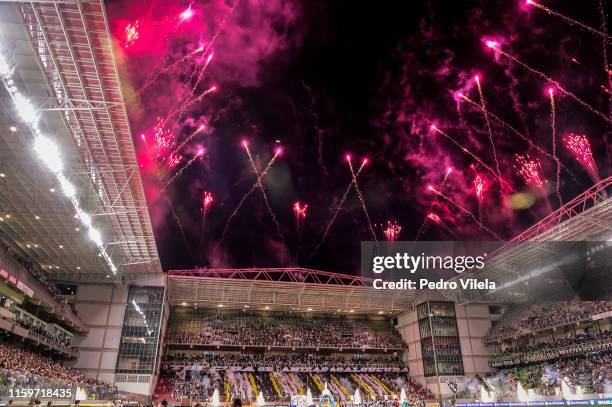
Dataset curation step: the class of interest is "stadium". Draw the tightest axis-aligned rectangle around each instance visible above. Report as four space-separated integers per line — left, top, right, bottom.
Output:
0 0 611 407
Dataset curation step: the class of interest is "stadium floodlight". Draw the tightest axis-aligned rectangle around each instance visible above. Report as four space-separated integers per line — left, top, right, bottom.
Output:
77 210 92 227
0 55 11 76
88 228 103 247
14 93 38 124
0 48 119 276
33 136 63 174
58 175 76 198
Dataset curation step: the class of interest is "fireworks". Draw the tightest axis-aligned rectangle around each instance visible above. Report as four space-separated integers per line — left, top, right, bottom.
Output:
243 143 286 242
201 191 214 214
426 212 442 224
347 156 377 241
428 186 503 240
179 5 194 22
548 87 562 206
485 39 612 124
218 148 282 244
165 152 183 169
293 201 308 231
430 124 510 191
293 202 308 220
473 173 488 200
525 0 611 40
123 20 139 48
474 74 504 193
515 154 546 190
161 149 204 191
151 117 174 159
563 134 600 179
383 220 402 241
307 158 367 262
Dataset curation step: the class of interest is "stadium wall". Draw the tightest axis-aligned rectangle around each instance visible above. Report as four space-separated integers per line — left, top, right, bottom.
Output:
396 298 495 399
70 284 129 386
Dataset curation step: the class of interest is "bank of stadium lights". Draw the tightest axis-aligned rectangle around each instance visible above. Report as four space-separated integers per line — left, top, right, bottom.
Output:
0 51 118 275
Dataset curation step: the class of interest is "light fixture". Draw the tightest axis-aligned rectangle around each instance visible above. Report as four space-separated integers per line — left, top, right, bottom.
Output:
217 304 224 307
34 244 38 248
0 49 118 276
35 215 40 220
0 173 5 178
26 244 31 248
59 245 63 249
49 188 55 193
264 306 270 310
76 266 80 270
75 227 80 231
4 214 9 218
243 305 250 308
307 308 313 311
9 126 16 132
181 302 187 306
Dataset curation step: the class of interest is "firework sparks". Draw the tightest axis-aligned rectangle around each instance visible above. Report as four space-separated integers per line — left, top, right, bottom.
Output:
165 151 183 169
383 220 402 241
430 124 510 192
563 134 600 179
168 125 206 158
122 20 139 48
307 158 367 262
201 190 214 215
456 92 578 180
293 201 308 231
485 40 612 124
525 0 611 40
179 5 194 22
347 156 377 241
151 117 174 159
515 154 546 190
426 212 442 224
473 172 488 201
474 74 504 193
161 149 204 191
243 142 286 242
428 185 503 240
218 148 282 244
548 87 562 206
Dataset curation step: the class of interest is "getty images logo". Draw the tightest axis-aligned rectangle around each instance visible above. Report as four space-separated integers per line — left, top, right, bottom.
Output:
371 252 487 274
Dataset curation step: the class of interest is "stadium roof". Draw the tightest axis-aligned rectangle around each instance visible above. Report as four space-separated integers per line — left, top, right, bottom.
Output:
442 176 612 304
167 268 417 314
0 1 162 283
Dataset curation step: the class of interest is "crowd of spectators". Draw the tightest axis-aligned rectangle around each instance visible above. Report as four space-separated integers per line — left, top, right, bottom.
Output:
490 330 612 367
0 338 115 393
496 352 612 395
163 352 405 371
0 241 77 315
486 301 612 341
167 311 405 349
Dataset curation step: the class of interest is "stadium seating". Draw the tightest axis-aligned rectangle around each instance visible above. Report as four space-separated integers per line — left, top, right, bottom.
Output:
0 339 116 394
167 310 405 349
159 352 433 403
486 301 612 341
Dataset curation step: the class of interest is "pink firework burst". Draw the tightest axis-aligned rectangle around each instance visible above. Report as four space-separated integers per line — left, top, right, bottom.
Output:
473 173 488 200
515 154 546 190
293 202 308 221
123 20 139 48
563 133 599 178
383 220 402 241
166 152 183 169
151 118 174 159
201 191 214 214
426 212 442 224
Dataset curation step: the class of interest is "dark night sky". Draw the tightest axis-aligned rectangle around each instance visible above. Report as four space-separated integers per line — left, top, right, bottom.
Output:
107 0 611 274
